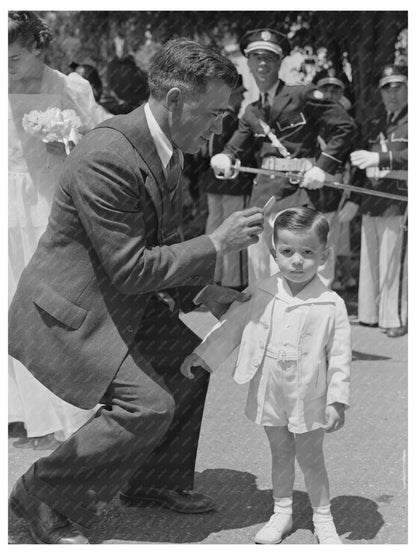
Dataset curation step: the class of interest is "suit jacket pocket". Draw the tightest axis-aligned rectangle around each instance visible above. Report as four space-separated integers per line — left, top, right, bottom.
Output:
276 111 306 132
33 284 87 330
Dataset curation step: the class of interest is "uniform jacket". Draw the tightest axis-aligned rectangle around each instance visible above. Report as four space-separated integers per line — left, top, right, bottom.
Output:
204 105 255 196
354 106 408 217
195 273 351 406
223 80 357 212
8 106 217 409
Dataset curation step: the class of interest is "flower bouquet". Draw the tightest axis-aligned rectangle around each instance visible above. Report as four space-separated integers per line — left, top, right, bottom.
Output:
22 107 83 155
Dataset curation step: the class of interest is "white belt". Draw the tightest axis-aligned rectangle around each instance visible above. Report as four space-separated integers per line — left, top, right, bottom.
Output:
265 348 298 362
261 157 313 173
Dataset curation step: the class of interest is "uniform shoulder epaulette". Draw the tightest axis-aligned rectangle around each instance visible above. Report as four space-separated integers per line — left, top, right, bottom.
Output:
286 81 305 86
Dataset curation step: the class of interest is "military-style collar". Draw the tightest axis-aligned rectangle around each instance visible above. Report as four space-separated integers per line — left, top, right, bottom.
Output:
257 272 336 306
387 105 408 126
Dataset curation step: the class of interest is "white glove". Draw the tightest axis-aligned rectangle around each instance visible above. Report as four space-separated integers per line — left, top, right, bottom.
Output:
350 150 380 169
211 153 233 178
180 353 211 380
301 166 326 189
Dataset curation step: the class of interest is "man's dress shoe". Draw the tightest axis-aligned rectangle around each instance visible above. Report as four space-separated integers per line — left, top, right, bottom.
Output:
119 487 216 513
9 477 89 544
387 326 407 338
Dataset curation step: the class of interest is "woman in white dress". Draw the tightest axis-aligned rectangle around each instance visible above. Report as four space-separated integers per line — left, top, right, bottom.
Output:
8 11 101 449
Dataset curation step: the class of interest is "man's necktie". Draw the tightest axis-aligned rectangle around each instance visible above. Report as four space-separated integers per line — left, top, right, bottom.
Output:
262 92 271 122
387 112 395 127
166 147 181 200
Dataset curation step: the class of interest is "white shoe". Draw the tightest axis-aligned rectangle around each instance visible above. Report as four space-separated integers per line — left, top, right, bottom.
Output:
254 513 292 544
314 519 342 544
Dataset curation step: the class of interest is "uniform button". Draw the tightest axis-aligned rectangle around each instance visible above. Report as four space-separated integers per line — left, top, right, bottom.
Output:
283 341 288 346
261 322 269 329
259 341 265 349
285 324 291 328
127 326 134 333
253 361 260 368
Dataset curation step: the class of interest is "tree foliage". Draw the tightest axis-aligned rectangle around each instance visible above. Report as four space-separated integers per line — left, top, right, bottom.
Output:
41 10 407 121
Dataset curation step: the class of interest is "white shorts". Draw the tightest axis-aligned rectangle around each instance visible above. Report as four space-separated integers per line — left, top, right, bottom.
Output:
245 354 327 434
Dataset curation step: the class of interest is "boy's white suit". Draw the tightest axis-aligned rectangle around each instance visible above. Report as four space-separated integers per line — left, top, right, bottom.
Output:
195 273 351 407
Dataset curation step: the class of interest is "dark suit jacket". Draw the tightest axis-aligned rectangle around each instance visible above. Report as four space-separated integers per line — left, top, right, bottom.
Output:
224 81 357 212
9 106 217 409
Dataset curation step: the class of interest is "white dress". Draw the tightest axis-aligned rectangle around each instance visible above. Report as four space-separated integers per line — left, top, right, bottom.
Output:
8 66 105 439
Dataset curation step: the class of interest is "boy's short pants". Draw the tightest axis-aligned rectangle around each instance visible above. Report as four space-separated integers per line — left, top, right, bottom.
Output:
245 352 327 434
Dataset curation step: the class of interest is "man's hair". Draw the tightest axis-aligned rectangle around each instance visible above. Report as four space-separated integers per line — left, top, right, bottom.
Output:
148 38 238 101
273 207 329 245
8 11 52 50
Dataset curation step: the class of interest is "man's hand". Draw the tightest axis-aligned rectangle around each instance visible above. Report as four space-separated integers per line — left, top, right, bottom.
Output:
208 207 264 254
322 402 345 433
300 166 326 189
197 283 251 319
350 150 380 169
338 201 359 223
211 153 233 178
180 353 211 380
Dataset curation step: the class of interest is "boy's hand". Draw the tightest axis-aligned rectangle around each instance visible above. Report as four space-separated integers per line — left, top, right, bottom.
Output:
323 402 346 433
180 354 211 380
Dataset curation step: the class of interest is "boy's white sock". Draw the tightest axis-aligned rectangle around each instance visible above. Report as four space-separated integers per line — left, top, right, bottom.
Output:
312 504 333 522
273 496 293 515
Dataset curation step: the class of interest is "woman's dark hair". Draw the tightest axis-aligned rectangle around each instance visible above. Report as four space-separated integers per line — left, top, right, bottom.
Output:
8 11 52 50
148 38 238 101
273 207 329 245
73 64 103 102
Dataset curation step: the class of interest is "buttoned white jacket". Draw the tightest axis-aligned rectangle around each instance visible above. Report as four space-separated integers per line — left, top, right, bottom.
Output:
195 273 351 406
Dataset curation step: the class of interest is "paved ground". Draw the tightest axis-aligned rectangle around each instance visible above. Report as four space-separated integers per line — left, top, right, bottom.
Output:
8 299 408 544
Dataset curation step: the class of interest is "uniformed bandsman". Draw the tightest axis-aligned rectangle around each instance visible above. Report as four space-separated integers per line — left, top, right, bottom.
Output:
211 28 357 283
350 64 408 338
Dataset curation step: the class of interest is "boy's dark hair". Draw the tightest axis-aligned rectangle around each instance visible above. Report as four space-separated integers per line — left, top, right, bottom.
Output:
148 38 238 101
8 11 52 50
273 207 329 245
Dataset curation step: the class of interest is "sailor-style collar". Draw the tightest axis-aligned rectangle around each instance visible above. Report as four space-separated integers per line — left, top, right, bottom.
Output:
256 272 336 306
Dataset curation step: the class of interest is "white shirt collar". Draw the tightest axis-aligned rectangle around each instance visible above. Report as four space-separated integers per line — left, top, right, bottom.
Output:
144 102 178 170
262 81 279 103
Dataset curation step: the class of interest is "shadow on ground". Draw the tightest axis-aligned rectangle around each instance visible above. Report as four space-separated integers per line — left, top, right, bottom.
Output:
7 468 384 544
352 350 390 362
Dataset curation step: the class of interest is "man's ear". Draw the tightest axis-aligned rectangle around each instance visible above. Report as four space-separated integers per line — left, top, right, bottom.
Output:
165 87 183 114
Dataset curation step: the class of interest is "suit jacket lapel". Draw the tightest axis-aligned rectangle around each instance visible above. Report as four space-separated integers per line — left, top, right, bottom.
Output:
117 106 167 189
270 80 291 124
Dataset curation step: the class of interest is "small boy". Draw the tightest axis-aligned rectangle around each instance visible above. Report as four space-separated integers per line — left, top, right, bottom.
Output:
181 207 351 544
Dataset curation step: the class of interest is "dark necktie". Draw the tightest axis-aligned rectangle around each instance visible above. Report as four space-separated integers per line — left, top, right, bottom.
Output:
262 92 271 122
387 112 395 127
166 147 181 199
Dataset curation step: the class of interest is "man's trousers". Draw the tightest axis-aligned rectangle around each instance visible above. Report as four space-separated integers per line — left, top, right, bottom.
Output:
358 214 408 328
22 296 209 527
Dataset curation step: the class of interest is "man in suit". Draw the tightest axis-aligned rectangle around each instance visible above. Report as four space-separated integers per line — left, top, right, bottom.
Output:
350 65 408 338
211 29 357 284
8 38 264 544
